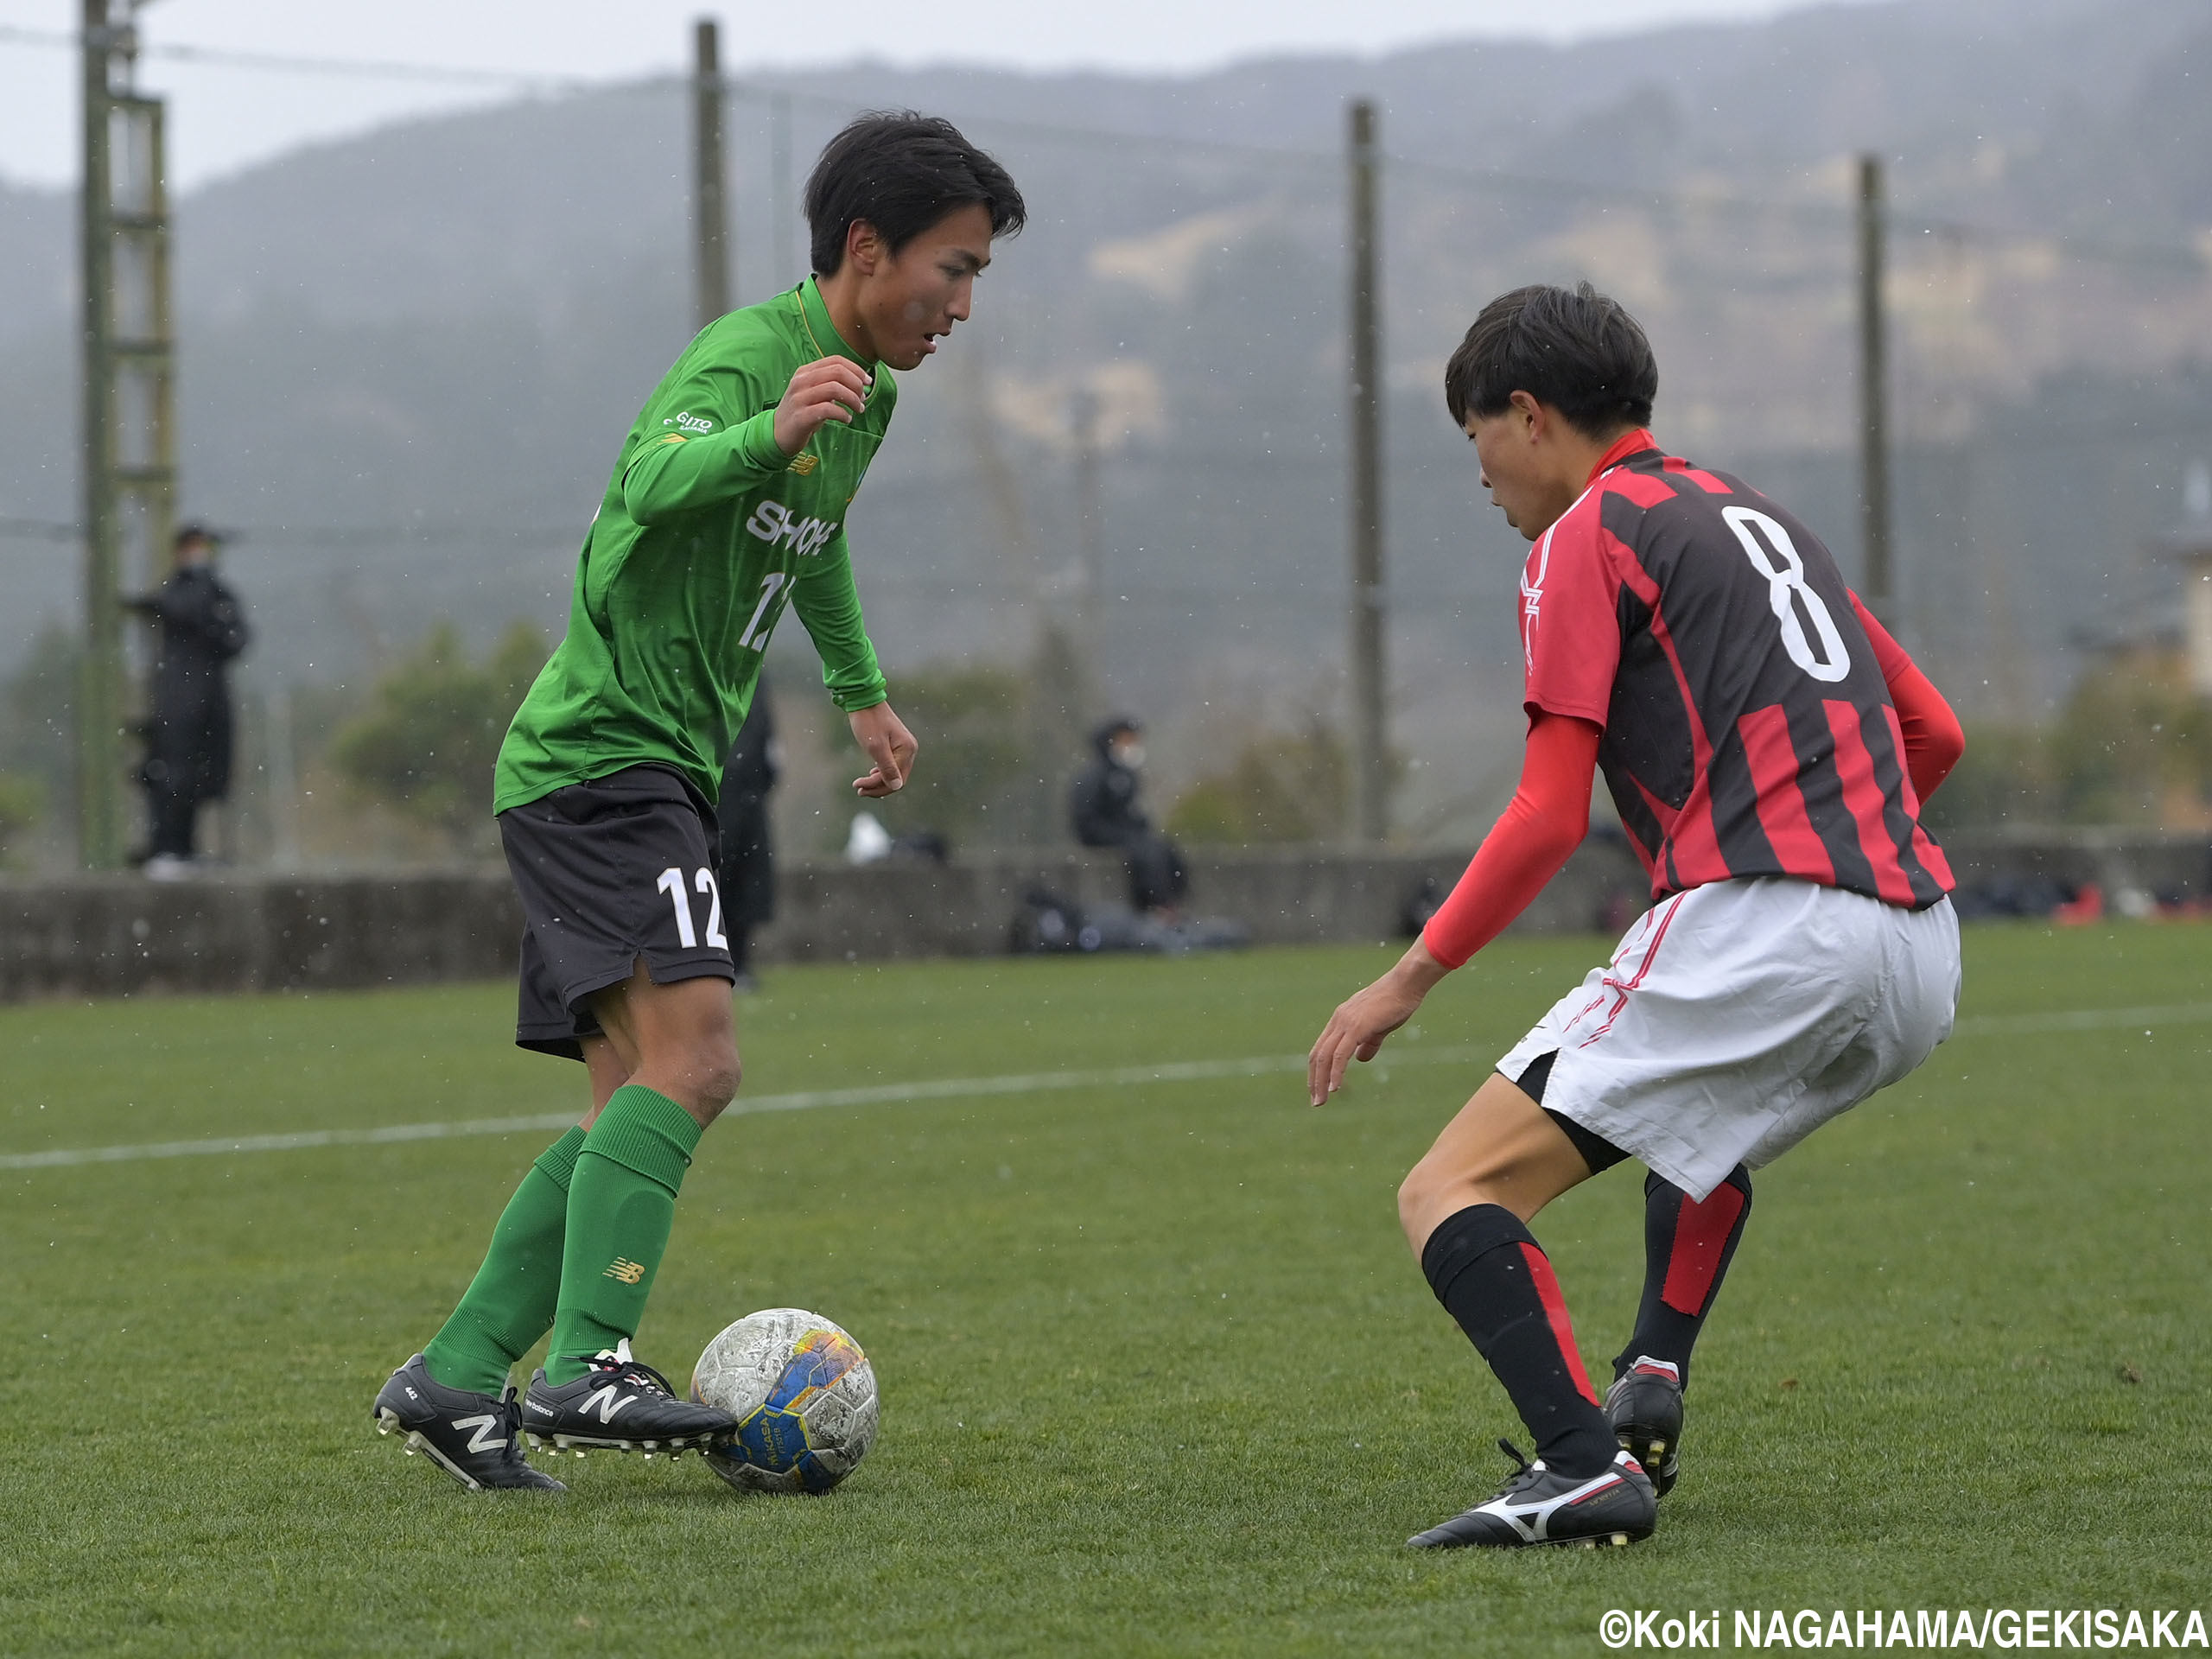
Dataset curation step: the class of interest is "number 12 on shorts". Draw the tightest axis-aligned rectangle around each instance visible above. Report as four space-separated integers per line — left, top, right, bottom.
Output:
655 866 728 950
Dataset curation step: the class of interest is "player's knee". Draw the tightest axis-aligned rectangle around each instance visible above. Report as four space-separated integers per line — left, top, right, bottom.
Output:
1397 1159 1452 1241
691 1037 742 1113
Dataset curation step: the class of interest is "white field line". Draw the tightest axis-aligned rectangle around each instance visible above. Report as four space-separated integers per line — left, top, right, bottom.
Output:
1946 1001 2212 1038
5 1001 2205 1174
0 1045 1495 1173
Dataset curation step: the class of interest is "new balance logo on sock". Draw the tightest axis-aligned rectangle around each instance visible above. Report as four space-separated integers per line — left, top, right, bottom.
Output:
452 1413 506 1453
604 1257 645 1284
582 1386 632 1424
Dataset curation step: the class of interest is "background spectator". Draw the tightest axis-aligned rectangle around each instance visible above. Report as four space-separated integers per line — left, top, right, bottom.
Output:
1071 715 1187 917
128 523 249 878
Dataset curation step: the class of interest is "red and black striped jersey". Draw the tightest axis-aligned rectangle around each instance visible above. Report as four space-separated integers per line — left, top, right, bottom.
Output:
1518 431 1953 909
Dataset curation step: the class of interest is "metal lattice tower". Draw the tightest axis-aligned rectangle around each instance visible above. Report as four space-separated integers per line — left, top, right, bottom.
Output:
79 0 175 869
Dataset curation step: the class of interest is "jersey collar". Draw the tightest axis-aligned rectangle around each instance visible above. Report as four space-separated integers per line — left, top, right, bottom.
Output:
798 276 875 372
1586 427 1659 486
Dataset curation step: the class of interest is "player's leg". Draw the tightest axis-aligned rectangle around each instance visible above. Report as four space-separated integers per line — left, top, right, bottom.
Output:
1604 1163 1754 1496
413 1031 631 1401
1616 1166 1754 1391
524 966 743 1455
1399 1068 1656 1549
411 933 612 1398
543 966 736 1374
1561 880 1958 1509
372 932 589 1491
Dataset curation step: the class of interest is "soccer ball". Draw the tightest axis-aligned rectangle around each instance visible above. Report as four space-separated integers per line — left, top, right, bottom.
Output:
690 1308 878 1493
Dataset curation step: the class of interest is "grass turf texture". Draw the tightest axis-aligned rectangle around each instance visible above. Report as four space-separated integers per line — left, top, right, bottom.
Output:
2 926 2207 1655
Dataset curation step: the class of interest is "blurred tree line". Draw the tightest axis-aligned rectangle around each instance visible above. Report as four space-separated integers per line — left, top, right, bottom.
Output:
8 627 2209 871
327 620 549 856
829 660 1357 853
0 626 74 869
1923 646 2212 831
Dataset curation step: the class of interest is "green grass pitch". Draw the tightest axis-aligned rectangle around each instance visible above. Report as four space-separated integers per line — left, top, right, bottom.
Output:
2 925 2207 1655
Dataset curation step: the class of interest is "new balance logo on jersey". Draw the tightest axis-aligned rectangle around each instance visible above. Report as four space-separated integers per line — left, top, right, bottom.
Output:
604 1256 646 1284
745 499 838 557
451 1413 507 1453
581 1386 633 1424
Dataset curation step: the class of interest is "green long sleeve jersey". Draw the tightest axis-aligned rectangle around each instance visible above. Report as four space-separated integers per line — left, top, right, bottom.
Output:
493 277 894 814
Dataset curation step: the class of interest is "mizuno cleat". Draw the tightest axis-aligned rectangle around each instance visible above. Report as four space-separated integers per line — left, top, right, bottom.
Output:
1408 1440 1656 1550
1605 1356 1685 1498
372 1353 564 1492
523 1339 736 1457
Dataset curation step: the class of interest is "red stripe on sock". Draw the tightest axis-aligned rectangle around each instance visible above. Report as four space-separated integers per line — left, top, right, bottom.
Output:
1519 1242 1602 1407
1660 1182 1749 1316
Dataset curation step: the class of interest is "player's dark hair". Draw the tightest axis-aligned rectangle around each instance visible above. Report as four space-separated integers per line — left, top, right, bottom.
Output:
804 111 1026 276
1443 282 1657 436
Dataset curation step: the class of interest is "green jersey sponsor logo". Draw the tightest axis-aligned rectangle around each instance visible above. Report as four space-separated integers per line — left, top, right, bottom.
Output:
746 499 840 557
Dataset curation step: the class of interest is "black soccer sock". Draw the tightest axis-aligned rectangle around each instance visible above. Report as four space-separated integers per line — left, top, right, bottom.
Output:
1421 1203 1618 1478
1611 1165 1753 1392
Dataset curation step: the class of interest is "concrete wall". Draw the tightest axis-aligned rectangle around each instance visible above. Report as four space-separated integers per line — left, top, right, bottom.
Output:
2 828 2197 1003
0 841 1645 1003
1935 825 2212 899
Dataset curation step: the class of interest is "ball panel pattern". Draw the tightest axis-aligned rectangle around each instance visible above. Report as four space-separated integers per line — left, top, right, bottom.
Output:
691 1308 877 1494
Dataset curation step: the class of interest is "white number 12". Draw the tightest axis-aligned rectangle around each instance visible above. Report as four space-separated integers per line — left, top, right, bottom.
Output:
738 572 787 652
655 865 728 950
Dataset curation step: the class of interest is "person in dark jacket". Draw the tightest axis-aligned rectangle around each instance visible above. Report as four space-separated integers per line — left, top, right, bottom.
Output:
1070 715 1186 916
128 524 249 875
715 687 780 989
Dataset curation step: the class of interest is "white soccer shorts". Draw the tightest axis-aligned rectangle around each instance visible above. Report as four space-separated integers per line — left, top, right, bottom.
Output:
1497 876 1961 1201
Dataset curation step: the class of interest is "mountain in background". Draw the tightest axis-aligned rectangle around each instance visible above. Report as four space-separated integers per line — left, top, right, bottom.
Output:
1 0 2209 837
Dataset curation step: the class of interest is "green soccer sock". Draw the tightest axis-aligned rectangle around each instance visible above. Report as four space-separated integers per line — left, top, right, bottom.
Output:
543 1085 703 1385
421 1124 588 1396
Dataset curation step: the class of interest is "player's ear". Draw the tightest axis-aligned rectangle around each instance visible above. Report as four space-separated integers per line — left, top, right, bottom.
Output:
846 219 884 276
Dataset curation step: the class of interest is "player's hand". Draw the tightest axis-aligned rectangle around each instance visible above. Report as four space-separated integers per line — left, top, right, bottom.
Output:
849 702 917 798
774 359 872 456
1306 941 1451 1106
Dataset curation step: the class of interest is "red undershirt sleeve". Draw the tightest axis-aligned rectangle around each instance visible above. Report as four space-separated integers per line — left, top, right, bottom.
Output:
1421 712 1603 969
1849 594 1964 804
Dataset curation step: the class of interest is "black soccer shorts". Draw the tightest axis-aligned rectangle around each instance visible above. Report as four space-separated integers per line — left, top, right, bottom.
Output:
499 765 735 1060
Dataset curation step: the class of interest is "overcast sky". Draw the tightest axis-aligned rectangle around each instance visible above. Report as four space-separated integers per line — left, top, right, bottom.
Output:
0 0 1885 189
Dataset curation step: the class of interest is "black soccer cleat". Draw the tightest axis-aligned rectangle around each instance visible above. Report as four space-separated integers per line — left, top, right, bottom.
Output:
522 1339 737 1458
372 1354 565 1492
1408 1440 1656 1550
1605 1356 1685 1498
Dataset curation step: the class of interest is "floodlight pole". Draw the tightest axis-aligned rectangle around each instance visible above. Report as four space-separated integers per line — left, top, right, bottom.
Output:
1070 382 1103 697
1857 153 1894 625
1346 99 1389 845
770 91 796 290
79 0 175 870
692 18 731 327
